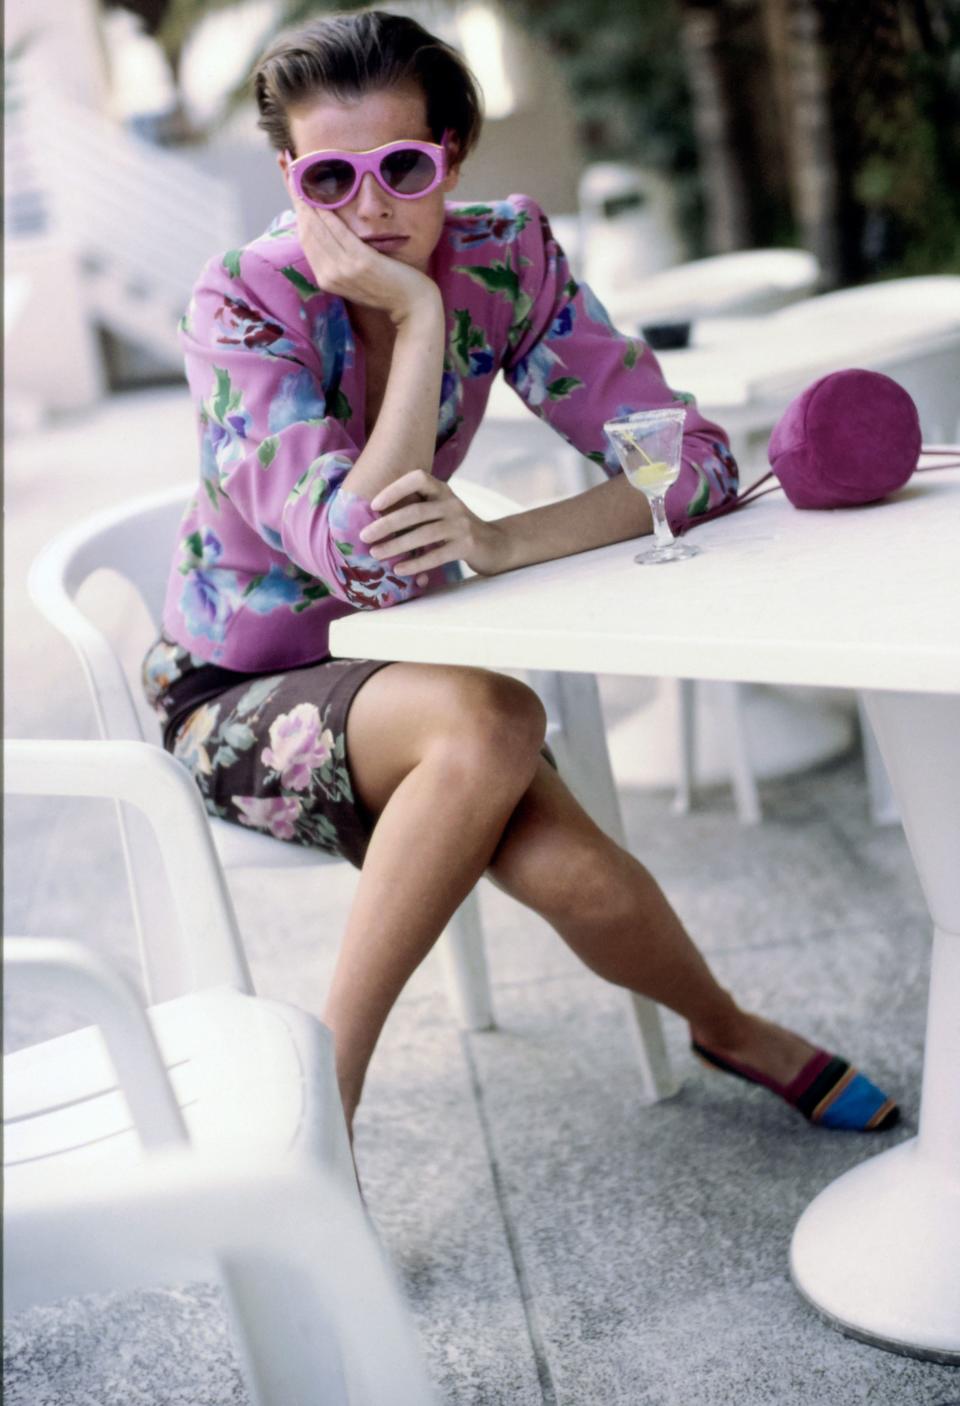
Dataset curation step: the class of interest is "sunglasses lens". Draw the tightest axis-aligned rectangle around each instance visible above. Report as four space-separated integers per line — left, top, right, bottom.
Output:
380 148 439 195
299 158 356 205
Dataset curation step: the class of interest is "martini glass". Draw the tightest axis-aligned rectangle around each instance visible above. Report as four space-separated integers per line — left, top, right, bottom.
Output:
604 408 700 564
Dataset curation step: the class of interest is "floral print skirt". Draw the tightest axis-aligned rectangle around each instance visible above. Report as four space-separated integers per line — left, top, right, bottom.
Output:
142 636 391 868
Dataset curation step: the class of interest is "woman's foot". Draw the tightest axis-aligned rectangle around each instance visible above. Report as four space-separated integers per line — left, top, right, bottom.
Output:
690 1012 899 1132
691 1012 817 1087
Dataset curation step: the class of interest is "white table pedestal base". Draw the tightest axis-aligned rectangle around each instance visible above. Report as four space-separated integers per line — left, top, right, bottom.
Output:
791 1135 960 1363
791 691 960 1360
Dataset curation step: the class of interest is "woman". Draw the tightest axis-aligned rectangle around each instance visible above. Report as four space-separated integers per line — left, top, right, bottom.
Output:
144 9 896 1142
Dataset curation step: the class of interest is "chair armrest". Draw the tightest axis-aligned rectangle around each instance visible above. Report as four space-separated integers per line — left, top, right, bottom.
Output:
28 536 146 742
4 739 252 996
4 937 188 1149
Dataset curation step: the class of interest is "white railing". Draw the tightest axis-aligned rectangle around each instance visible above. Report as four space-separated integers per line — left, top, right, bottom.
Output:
6 70 242 354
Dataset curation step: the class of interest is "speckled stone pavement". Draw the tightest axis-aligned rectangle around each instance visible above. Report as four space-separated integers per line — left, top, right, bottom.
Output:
5 388 957 1404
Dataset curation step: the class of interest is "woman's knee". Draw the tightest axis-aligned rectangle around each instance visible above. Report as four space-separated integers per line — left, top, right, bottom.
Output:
346 663 545 812
427 667 547 781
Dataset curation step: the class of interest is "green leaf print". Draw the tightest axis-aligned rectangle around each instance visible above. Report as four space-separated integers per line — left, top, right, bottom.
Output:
453 258 524 306
235 676 282 715
623 340 641 370
308 477 328 507
458 204 494 215
222 722 256 751
203 475 220 511
211 367 233 425
242 574 265 597
257 435 279 468
222 249 243 278
686 464 711 517
563 277 579 300
546 376 584 400
179 528 213 573
336 541 353 555
280 266 321 299
672 389 695 406
449 308 488 377
587 450 607 466
328 388 352 422
292 581 330 614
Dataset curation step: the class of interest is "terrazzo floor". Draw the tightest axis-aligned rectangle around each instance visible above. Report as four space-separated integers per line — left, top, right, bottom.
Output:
5 387 956 1404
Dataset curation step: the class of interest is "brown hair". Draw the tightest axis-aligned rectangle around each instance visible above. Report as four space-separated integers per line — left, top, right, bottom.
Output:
253 8 484 160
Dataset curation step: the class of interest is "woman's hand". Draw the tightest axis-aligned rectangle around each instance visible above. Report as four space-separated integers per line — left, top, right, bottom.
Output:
294 201 440 326
359 470 514 582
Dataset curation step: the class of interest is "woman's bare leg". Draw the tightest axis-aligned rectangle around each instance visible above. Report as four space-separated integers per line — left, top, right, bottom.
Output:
327 663 547 1128
486 758 817 1082
328 665 813 1135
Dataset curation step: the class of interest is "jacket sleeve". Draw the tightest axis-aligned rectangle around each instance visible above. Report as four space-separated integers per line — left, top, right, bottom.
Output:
179 244 433 610
501 197 739 532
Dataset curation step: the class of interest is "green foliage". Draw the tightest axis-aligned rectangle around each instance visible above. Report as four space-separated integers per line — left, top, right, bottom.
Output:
509 0 702 240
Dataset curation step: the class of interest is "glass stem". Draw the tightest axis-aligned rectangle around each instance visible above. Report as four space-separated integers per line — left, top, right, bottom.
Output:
648 494 675 548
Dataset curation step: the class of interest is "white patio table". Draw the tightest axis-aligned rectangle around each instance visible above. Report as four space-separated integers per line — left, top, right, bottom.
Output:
330 460 960 1362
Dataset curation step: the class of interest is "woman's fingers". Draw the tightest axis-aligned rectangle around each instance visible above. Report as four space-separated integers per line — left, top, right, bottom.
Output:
393 544 459 576
371 521 457 562
360 499 447 544
370 470 436 512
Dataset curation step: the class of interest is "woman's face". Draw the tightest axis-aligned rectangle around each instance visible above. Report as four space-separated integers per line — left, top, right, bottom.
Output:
279 83 460 274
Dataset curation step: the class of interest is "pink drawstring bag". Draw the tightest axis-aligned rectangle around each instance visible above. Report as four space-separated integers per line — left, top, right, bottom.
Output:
678 367 956 533
767 368 921 509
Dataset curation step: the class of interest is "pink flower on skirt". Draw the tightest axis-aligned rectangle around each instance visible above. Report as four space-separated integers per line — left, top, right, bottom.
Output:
232 794 301 840
261 703 334 791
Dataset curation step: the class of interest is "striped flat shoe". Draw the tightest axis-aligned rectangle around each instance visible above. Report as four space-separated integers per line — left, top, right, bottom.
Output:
691 1041 900 1132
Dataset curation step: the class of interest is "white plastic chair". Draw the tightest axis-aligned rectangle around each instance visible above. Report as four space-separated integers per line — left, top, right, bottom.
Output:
4 739 435 1405
28 479 673 1096
27 482 500 1024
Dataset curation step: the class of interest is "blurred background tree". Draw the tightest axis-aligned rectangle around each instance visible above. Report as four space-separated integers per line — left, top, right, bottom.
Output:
104 0 960 285
513 0 960 283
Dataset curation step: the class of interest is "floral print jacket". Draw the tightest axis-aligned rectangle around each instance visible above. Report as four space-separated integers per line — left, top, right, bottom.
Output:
164 194 738 670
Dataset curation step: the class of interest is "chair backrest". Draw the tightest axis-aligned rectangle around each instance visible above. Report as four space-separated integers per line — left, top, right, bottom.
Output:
27 487 252 1001
28 480 195 742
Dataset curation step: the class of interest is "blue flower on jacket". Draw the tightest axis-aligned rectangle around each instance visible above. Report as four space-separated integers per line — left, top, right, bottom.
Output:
200 421 220 486
181 566 238 643
244 564 305 615
581 283 616 330
267 369 328 433
311 300 354 388
437 369 462 440
468 346 494 376
700 440 739 502
204 368 252 471
178 528 238 643
549 304 576 340
509 341 562 409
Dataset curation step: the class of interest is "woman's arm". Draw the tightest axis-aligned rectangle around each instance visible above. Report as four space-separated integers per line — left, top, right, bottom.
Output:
292 205 448 501
492 472 652 570
361 196 736 580
359 466 648 579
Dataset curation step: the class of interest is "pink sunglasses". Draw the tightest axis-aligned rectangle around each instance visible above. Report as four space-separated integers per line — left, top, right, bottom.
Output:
286 133 450 210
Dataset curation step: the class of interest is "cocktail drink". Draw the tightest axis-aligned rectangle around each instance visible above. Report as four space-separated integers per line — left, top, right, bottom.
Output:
603 407 700 564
